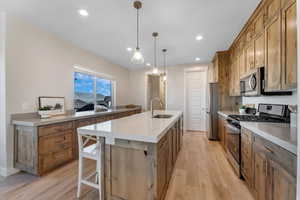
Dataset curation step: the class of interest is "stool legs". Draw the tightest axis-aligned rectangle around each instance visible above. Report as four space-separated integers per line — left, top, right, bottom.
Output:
97 156 102 199
77 154 83 198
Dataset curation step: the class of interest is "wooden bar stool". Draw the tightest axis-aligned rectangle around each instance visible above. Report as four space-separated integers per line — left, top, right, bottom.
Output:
77 133 102 199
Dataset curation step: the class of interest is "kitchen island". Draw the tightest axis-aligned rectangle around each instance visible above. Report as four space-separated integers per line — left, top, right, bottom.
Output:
78 110 183 200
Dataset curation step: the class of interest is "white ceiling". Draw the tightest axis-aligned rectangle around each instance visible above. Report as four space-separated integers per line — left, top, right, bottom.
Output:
0 0 260 69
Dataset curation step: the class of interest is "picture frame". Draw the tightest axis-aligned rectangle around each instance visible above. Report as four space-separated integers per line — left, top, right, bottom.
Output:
38 96 66 116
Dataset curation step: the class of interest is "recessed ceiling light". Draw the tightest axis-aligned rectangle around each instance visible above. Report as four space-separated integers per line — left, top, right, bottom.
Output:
127 47 133 52
78 9 89 17
195 57 201 61
196 35 203 41
146 63 151 66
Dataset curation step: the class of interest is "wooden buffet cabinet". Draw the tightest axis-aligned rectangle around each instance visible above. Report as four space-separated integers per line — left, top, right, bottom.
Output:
14 108 141 176
241 128 296 200
210 0 297 96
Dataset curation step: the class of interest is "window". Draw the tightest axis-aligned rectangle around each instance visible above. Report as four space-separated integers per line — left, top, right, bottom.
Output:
74 72 113 112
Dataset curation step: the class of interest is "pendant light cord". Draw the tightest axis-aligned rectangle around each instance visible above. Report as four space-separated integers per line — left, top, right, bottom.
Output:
164 52 166 73
154 36 157 68
137 8 139 49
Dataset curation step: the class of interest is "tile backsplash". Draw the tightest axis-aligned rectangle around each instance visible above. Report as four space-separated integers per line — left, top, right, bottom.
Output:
242 92 297 108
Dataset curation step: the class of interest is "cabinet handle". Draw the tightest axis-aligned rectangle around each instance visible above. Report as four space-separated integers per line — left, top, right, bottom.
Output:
264 145 274 154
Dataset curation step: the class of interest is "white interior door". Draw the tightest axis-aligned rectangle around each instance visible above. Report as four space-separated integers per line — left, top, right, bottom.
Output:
185 71 207 131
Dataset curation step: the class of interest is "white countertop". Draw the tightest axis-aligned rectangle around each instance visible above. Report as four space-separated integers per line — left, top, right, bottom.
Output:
77 110 183 144
240 122 297 155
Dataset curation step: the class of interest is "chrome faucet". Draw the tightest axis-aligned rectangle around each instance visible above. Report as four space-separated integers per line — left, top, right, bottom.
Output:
150 97 163 117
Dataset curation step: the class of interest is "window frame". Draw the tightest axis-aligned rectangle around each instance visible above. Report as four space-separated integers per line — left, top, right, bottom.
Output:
74 67 116 112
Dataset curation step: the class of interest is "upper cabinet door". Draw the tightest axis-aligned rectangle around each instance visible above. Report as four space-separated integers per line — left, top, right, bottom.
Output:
254 12 265 36
265 14 282 92
281 1 297 90
245 40 255 73
265 0 281 23
239 50 246 78
255 33 265 69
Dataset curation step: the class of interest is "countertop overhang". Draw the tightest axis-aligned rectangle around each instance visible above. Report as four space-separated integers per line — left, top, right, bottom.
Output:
78 110 183 144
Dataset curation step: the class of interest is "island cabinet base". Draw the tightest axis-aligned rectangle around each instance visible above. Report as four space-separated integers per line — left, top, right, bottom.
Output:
103 118 183 200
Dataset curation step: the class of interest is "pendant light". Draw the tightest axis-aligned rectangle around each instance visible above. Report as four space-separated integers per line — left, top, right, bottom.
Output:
162 49 167 81
152 32 159 74
131 1 144 64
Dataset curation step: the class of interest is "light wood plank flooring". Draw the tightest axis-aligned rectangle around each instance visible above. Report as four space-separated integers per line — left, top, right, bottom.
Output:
0 132 253 200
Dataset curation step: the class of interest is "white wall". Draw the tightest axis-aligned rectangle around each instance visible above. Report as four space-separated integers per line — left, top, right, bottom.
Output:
129 64 209 112
296 0 300 198
0 13 8 176
1 15 132 176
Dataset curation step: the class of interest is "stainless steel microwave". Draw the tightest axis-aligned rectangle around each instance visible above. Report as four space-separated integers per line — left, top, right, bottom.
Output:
240 67 292 96
240 68 263 96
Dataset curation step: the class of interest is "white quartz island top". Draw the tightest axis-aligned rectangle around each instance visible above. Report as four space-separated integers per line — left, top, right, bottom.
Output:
78 110 183 144
240 122 297 155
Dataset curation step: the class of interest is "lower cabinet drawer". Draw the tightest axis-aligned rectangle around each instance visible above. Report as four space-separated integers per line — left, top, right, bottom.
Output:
39 131 73 155
39 148 74 174
38 121 74 137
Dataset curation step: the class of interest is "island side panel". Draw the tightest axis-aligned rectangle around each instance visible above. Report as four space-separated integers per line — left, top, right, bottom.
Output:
147 143 157 200
105 139 153 200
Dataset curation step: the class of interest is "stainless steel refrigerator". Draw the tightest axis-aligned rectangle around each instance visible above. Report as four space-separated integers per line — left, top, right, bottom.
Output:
206 83 219 140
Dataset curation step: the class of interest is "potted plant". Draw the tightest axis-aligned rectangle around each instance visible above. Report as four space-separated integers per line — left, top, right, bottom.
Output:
38 106 53 118
239 105 247 114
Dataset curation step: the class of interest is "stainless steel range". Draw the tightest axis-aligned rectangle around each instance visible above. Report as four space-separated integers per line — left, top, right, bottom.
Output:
225 104 290 177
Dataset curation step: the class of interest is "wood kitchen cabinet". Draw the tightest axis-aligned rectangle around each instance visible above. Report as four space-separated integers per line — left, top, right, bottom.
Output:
241 128 253 188
265 0 281 24
208 55 219 83
264 0 297 91
224 0 297 94
210 51 239 108
245 39 255 73
254 33 265 69
252 138 268 200
239 49 246 78
265 13 282 92
281 0 297 90
254 12 265 36
218 116 227 151
241 128 297 200
229 52 241 96
38 121 75 175
268 159 296 200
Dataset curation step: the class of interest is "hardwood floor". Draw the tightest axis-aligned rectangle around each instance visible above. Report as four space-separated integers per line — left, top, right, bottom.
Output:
165 132 253 200
0 132 253 200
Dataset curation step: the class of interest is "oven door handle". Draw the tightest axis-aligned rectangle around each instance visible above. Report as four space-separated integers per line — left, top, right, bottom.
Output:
226 124 240 134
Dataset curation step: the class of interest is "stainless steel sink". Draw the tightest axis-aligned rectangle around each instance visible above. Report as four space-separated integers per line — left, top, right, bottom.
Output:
153 114 173 119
